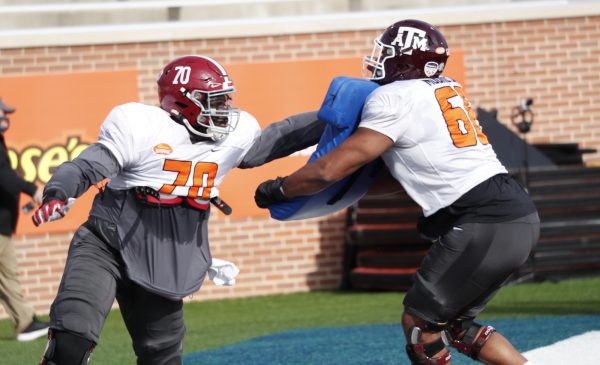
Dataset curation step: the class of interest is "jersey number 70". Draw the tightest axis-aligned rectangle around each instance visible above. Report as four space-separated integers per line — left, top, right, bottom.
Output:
158 159 218 199
434 86 489 148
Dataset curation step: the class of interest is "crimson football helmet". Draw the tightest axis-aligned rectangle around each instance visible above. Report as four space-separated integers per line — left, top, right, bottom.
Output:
363 19 450 84
157 55 240 141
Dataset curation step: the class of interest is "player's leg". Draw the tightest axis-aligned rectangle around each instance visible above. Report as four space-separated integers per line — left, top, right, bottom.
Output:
446 214 539 364
401 311 452 364
117 281 185 365
445 316 527 365
402 213 538 364
40 222 122 365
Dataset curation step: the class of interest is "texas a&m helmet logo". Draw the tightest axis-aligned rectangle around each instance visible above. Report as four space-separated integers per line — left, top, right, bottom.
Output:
390 27 429 55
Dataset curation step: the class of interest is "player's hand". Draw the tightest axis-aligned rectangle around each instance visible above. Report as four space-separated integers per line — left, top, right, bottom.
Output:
254 177 288 208
32 198 76 227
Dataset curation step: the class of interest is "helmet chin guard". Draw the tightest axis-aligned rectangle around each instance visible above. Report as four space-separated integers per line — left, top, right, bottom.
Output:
181 87 240 141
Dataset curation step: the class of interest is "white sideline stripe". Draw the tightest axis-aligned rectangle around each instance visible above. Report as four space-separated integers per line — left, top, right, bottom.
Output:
523 330 600 364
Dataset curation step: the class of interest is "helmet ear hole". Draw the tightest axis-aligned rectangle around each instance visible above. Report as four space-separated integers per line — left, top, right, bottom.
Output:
175 101 188 109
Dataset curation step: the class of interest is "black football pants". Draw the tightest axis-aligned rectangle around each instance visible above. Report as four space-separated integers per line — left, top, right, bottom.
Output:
404 212 540 324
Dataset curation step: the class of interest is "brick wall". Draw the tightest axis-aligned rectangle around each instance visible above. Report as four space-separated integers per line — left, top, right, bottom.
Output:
1 14 598 319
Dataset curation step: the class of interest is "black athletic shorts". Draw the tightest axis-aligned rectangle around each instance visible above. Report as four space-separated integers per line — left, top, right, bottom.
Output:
403 212 540 324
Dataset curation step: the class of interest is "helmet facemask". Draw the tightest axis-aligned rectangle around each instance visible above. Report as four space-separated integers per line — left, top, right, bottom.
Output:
363 38 396 83
182 87 240 141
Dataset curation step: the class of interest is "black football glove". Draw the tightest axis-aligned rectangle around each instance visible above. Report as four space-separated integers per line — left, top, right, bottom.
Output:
254 176 288 208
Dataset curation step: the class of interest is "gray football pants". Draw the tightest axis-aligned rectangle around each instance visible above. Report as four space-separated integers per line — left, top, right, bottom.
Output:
404 212 540 324
49 222 185 365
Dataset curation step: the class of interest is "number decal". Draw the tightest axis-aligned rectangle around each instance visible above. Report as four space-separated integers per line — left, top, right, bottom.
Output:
454 87 489 145
189 162 218 199
172 66 191 84
434 86 489 148
159 159 218 198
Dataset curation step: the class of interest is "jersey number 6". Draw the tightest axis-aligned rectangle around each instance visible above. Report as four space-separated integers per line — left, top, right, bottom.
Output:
159 159 218 199
435 86 489 148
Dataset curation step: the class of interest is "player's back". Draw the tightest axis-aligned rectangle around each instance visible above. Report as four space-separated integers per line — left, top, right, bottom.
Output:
360 77 507 216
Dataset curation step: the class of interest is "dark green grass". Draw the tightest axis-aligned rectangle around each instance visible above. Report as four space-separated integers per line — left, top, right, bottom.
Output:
1 276 598 365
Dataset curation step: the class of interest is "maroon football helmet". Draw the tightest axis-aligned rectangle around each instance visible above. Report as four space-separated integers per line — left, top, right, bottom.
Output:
363 19 450 84
157 55 240 141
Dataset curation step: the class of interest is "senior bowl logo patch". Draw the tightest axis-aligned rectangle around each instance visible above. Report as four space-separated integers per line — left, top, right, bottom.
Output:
424 62 439 77
153 143 173 155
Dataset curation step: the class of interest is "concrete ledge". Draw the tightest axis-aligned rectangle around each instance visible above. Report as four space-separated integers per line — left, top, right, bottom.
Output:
1 1 599 49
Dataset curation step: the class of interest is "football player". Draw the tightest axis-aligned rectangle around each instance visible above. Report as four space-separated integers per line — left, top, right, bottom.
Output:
33 55 325 365
255 20 539 365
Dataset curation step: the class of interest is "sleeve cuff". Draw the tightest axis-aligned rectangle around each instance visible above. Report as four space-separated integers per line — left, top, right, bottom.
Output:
42 187 68 203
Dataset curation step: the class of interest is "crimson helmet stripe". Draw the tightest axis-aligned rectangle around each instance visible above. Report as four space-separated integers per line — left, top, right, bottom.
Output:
193 55 234 90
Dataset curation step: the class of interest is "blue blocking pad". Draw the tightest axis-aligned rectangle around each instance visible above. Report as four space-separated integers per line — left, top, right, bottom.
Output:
268 77 383 221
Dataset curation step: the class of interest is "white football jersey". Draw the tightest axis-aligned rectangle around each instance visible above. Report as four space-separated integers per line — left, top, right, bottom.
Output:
359 77 507 216
98 102 260 205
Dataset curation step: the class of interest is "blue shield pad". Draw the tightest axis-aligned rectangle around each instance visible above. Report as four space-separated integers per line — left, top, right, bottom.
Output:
268 77 382 220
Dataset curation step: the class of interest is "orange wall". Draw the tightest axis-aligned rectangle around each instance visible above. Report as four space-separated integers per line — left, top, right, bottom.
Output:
0 43 471 316
0 71 139 234
2 55 465 232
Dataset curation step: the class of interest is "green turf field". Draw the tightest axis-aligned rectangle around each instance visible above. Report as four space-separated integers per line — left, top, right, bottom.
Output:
1 276 598 365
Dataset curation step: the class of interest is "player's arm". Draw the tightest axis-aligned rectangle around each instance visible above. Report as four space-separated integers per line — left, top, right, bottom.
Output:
43 143 120 201
238 111 325 168
255 127 394 207
33 143 121 227
34 106 132 226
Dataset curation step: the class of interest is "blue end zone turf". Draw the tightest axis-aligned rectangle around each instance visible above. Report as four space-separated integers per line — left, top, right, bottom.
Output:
268 76 382 221
184 315 600 365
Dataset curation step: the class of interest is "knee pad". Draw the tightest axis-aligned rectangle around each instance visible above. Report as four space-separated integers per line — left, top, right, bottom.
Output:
405 326 452 365
447 319 496 359
39 329 95 365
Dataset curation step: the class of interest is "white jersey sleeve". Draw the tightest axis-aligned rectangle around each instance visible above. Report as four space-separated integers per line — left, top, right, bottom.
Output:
225 111 261 167
360 90 410 143
359 77 507 216
97 105 136 168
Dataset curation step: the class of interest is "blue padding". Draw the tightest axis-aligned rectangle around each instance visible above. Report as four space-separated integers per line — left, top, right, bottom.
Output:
268 77 382 221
